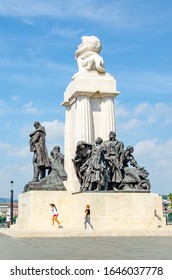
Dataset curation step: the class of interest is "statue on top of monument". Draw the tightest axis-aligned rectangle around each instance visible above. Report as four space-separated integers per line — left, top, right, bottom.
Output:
75 36 105 73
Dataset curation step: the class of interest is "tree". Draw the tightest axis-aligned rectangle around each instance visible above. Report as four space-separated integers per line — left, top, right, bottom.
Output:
168 193 172 209
168 193 172 201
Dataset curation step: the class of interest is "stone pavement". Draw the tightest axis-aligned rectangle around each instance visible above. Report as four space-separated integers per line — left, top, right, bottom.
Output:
0 228 172 260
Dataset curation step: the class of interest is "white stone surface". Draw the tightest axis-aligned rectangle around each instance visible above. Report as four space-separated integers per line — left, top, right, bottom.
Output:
16 191 166 232
62 72 119 192
75 35 105 73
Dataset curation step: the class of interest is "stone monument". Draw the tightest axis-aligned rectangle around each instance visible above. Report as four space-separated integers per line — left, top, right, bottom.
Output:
62 35 120 192
14 36 166 234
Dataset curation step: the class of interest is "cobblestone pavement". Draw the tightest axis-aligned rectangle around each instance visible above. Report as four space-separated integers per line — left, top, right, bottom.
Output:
0 233 172 260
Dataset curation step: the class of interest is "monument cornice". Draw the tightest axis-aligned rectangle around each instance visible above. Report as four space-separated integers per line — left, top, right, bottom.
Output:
61 90 120 107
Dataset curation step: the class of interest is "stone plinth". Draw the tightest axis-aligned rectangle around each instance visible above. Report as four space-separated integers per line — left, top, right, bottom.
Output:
62 72 120 192
16 191 166 231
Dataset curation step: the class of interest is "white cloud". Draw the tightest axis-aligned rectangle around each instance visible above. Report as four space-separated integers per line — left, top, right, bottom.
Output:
134 139 159 157
146 114 158 125
0 99 9 115
0 141 11 150
11 95 19 101
23 19 34 25
134 102 151 115
115 101 129 117
51 26 83 38
119 118 142 130
0 168 14 197
4 123 11 129
0 0 136 33
0 0 88 18
123 71 172 94
0 119 65 197
0 0 56 17
20 163 32 172
6 145 29 158
134 138 172 158
0 140 29 158
0 0 147 30
143 102 172 126
116 101 172 130
133 138 172 194
6 73 49 85
43 119 64 141
22 101 41 115
115 101 172 195
0 163 32 198
0 0 171 33
21 119 65 144
21 123 33 138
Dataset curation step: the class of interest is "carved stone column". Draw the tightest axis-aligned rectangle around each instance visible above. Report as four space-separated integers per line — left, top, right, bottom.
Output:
75 95 94 144
100 96 116 140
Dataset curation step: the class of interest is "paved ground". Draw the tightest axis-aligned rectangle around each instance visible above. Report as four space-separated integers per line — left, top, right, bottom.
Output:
0 232 172 260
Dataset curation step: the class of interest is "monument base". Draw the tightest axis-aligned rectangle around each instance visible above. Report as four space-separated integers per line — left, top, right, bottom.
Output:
15 191 166 232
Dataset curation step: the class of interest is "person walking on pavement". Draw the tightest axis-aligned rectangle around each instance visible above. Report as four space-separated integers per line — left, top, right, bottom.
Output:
49 203 63 228
84 204 94 229
6 214 11 228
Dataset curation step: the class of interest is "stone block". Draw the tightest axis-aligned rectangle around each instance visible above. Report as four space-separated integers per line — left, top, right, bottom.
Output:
16 191 166 232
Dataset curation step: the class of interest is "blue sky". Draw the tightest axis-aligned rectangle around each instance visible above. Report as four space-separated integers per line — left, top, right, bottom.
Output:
0 0 172 198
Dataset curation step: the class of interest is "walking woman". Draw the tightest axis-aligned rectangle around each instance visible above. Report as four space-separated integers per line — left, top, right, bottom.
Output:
49 203 62 228
84 204 94 229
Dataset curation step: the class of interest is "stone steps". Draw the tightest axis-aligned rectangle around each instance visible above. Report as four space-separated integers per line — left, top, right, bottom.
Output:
1 226 172 238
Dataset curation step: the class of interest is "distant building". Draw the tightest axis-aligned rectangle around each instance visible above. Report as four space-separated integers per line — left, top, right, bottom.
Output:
0 203 18 217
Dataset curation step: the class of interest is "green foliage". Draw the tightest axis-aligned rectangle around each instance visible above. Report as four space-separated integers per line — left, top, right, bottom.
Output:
0 215 17 223
168 193 172 201
0 216 6 223
167 212 172 223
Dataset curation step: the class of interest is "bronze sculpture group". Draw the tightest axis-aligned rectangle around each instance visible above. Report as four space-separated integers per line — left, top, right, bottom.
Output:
72 131 151 192
24 121 67 192
24 122 151 193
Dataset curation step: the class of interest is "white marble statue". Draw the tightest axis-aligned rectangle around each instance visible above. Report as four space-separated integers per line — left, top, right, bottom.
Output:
75 36 105 73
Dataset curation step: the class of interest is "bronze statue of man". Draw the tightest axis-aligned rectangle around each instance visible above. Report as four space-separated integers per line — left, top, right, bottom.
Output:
103 131 124 190
29 121 50 182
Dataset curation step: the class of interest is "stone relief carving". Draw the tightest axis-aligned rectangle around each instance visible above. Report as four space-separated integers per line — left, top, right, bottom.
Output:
75 36 105 73
72 132 151 192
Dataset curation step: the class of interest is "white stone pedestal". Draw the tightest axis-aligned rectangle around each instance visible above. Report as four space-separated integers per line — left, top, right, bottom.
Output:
16 191 166 232
62 72 120 192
